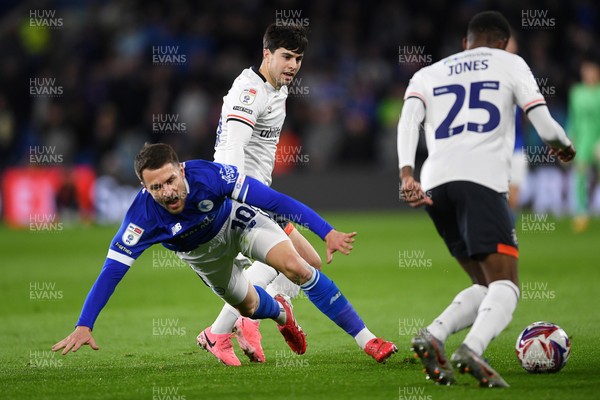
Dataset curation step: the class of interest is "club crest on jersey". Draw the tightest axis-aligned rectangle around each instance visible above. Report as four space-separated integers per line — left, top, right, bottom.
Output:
240 88 256 105
219 164 236 184
122 223 144 246
197 199 214 212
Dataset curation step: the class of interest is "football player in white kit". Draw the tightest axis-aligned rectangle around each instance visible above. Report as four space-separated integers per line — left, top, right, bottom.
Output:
200 23 397 366
397 11 575 387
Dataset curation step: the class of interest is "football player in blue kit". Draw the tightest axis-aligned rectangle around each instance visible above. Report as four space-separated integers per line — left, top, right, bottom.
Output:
52 143 397 364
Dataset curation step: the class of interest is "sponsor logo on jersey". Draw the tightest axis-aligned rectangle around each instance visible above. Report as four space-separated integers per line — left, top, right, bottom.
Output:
176 215 214 239
232 105 253 115
122 223 144 246
197 200 214 212
219 164 236 183
259 126 281 138
171 222 182 235
267 105 272 113
198 215 214 229
239 88 256 105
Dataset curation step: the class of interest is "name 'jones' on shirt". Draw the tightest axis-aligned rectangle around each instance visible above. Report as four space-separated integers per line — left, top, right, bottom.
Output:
448 59 489 76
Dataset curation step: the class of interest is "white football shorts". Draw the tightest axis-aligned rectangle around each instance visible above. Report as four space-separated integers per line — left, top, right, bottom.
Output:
176 201 289 305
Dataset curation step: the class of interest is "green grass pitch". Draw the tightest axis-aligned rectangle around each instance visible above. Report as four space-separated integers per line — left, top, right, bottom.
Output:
1 212 598 399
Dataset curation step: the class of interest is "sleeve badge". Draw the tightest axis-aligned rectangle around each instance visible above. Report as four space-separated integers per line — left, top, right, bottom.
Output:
122 223 144 246
239 88 257 105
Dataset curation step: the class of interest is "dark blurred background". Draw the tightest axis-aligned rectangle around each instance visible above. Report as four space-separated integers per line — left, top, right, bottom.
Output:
0 0 598 224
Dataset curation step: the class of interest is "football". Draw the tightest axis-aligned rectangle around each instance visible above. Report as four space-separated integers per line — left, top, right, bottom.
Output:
515 321 571 373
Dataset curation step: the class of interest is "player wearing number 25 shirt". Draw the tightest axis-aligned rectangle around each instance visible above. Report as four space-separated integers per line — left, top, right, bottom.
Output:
397 11 575 388
401 34 571 194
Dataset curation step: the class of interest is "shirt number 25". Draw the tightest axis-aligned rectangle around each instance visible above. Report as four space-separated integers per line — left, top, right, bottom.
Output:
433 81 500 139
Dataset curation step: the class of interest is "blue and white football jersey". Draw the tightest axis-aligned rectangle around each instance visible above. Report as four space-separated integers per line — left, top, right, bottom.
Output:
77 158 333 329
107 160 241 266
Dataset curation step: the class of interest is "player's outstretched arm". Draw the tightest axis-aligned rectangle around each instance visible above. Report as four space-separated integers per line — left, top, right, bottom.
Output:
52 326 99 355
232 175 356 263
324 230 356 264
51 260 129 355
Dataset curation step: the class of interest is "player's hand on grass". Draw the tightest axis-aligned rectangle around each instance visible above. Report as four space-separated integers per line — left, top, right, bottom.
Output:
549 144 576 163
400 176 433 208
52 326 99 355
324 230 356 264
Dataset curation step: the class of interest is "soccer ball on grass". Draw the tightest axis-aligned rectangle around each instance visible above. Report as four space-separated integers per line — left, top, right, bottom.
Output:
515 321 570 373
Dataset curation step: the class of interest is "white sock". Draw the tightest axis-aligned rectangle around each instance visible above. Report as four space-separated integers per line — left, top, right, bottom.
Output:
266 273 301 298
427 284 488 343
211 303 240 334
245 261 278 289
354 327 376 349
463 280 520 356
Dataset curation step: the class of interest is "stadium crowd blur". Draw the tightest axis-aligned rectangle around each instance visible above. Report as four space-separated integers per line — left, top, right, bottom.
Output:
0 0 599 222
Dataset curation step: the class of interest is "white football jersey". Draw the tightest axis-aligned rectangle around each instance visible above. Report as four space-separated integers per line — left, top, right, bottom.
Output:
214 67 288 186
404 47 546 193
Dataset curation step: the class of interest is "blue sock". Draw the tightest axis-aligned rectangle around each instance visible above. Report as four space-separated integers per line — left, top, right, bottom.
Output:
250 285 281 320
301 267 366 337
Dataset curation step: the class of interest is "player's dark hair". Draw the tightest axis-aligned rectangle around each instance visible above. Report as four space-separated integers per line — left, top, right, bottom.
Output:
467 11 511 44
134 143 179 181
263 23 309 53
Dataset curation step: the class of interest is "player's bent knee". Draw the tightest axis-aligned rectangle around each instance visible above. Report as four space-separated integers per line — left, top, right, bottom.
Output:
237 306 255 318
273 255 313 285
289 230 322 270
280 258 313 285
233 285 259 317
298 245 322 270
266 241 314 284
307 254 322 271
235 300 258 317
